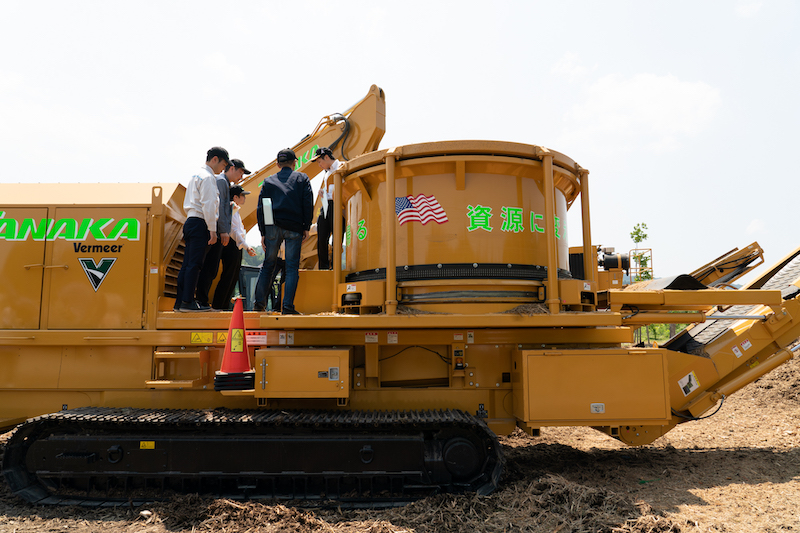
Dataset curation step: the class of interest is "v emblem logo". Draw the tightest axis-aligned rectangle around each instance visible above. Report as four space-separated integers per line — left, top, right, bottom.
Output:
78 258 117 292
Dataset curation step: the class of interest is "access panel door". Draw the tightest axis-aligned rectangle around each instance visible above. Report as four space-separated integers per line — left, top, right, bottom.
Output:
46 207 148 329
0 208 48 329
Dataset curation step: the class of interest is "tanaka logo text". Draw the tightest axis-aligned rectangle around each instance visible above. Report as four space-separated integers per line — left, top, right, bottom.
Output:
0 212 140 242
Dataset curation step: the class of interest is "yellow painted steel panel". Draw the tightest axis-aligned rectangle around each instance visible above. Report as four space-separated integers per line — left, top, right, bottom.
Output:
0 391 103 431
523 350 670 423
0 183 182 206
0 208 48 329
254 348 350 398
338 280 386 308
46 207 147 329
0 346 62 388
293 270 335 314
607 289 782 309
58 346 153 389
379 345 449 386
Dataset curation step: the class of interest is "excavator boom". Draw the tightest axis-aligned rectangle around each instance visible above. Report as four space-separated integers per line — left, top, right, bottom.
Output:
239 84 385 231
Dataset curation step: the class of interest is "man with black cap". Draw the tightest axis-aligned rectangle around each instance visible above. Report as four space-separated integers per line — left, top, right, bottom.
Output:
311 146 344 270
197 158 251 308
174 146 229 312
254 148 314 314
212 184 257 310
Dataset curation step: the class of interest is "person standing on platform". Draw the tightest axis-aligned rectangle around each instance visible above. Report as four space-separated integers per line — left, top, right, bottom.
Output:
311 146 344 270
174 146 229 312
197 158 251 308
212 184 257 309
253 148 313 314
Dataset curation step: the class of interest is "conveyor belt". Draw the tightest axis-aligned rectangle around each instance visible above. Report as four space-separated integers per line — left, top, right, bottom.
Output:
2 407 503 507
666 252 800 355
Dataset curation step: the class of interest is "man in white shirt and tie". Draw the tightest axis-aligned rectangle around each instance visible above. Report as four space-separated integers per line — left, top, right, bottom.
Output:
311 147 343 270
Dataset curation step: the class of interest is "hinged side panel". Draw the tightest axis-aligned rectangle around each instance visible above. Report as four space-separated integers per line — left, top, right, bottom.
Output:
254 347 351 399
516 349 670 425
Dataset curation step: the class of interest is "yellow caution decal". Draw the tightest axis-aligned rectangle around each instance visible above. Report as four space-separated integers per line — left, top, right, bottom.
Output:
139 441 155 450
231 329 244 352
191 332 213 344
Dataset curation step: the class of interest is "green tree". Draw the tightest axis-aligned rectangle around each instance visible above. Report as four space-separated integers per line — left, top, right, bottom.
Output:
630 222 653 282
630 223 648 244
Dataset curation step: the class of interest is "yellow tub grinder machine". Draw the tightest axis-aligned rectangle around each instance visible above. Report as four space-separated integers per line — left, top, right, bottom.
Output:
2 86 800 505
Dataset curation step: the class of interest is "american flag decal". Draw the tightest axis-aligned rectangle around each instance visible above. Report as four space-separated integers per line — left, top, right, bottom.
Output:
395 194 449 225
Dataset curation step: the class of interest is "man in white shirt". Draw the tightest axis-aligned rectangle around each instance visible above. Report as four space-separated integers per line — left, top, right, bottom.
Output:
311 147 343 270
174 146 229 312
197 158 251 308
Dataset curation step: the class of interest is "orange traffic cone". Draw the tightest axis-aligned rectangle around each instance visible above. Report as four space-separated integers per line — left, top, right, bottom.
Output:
214 297 255 390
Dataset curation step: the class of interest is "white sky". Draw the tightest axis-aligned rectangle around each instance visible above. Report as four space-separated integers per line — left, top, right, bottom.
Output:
2 0 797 282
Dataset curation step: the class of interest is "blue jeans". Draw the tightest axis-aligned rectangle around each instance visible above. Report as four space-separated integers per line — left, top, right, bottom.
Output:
254 225 303 311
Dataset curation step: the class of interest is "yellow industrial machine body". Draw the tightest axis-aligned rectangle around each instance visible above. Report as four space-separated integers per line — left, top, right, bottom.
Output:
341 144 573 273
2 86 800 503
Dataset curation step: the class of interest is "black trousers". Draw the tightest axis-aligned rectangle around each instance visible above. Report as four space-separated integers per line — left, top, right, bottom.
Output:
317 201 345 270
175 217 210 307
196 238 224 306
212 241 243 310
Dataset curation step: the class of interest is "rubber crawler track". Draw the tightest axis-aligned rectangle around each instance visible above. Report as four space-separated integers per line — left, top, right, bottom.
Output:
2 407 503 507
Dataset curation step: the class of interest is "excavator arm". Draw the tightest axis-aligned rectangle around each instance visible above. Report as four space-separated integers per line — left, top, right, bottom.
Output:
238 85 386 231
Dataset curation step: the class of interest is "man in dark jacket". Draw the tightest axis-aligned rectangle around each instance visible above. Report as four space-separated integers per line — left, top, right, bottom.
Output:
254 148 313 314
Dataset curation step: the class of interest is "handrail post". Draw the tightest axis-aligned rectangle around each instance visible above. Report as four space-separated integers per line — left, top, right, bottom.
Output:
384 150 399 315
147 186 163 329
539 149 560 314
332 167 344 312
579 168 595 285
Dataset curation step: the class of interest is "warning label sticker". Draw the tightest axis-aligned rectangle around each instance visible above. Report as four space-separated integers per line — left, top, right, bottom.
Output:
139 441 155 450
231 329 244 352
191 332 213 344
217 332 227 344
679 371 700 397
740 339 753 351
467 331 474 343
388 331 398 344
453 333 464 341
732 345 743 358
246 332 267 345
279 332 286 345
365 332 379 343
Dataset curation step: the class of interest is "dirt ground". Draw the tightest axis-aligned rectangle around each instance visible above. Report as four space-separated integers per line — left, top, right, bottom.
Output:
2 355 798 533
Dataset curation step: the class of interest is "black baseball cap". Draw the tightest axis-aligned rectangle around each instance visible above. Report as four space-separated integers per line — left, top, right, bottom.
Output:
229 185 250 199
230 159 251 174
311 146 334 161
277 148 297 163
